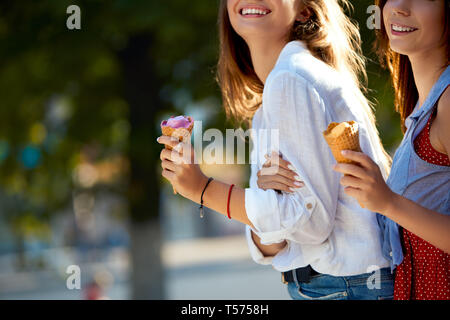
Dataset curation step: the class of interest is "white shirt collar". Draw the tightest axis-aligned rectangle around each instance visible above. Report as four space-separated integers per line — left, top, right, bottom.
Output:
274 40 308 67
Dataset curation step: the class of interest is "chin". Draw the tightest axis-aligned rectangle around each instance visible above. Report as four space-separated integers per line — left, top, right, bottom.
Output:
237 27 273 41
388 41 416 56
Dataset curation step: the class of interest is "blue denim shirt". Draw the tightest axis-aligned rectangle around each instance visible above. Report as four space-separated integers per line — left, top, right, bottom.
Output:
378 66 450 273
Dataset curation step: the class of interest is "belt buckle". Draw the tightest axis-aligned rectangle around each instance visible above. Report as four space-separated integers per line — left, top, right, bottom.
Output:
281 272 288 284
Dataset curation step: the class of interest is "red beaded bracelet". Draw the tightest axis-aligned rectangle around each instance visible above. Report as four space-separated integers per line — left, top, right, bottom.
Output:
227 184 235 220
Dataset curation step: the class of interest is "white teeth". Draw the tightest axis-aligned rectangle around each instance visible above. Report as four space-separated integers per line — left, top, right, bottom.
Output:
241 8 268 16
392 24 415 32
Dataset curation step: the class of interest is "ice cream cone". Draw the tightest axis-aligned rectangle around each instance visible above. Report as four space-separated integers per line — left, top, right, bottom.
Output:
323 121 361 165
160 116 194 194
323 121 365 208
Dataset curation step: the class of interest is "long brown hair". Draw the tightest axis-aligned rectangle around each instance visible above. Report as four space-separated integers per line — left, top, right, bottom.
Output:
216 0 392 175
374 0 450 134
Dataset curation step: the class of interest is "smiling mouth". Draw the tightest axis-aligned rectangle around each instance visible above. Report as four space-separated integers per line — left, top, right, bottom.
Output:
391 23 418 34
239 8 272 17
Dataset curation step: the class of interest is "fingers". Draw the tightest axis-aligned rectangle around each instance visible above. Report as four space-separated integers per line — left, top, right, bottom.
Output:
340 174 364 189
263 151 302 178
257 174 304 192
259 152 305 194
160 147 183 164
258 179 298 194
343 186 362 199
258 165 301 182
340 150 375 169
262 160 271 168
161 159 178 173
161 168 175 182
264 151 292 171
333 162 367 180
157 135 180 149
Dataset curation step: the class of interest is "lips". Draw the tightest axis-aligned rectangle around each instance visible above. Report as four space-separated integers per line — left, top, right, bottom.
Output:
390 23 418 34
238 4 272 17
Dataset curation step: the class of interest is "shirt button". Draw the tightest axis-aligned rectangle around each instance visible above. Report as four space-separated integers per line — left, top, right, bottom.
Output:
389 251 393 257
306 203 313 210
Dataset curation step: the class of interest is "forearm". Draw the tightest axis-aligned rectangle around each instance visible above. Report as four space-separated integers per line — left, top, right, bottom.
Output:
251 230 287 257
190 177 255 229
191 177 287 257
192 177 321 249
384 193 450 254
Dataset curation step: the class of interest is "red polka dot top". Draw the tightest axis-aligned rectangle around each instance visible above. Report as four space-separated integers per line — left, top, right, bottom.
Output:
394 107 450 300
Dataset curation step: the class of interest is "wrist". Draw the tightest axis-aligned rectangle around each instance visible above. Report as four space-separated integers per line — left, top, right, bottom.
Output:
382 191 400 218
194 173 209 204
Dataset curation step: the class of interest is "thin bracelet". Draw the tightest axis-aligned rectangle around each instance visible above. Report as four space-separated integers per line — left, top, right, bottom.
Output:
227 184 235 220
199 177 214 219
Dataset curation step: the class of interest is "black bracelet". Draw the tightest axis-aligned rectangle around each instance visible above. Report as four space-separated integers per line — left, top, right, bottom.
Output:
199 177 214 219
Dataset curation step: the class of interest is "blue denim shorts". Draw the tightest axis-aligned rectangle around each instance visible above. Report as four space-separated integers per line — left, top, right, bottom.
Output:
286 267 394 300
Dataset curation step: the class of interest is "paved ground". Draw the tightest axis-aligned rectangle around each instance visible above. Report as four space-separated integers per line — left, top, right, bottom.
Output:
164 234 290 299
0 235 291 300
166 260 290 300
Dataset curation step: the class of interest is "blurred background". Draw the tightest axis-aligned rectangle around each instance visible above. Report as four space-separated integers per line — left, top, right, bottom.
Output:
0 0 401 299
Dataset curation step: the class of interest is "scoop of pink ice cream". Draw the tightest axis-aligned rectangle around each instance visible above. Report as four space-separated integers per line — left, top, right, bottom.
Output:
161 115 193 129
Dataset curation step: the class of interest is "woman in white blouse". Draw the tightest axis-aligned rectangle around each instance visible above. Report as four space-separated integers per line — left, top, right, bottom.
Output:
157 0 394 300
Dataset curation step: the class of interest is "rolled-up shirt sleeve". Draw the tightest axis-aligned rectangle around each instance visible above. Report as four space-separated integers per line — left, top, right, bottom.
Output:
245 225 275 265
245 70 340 246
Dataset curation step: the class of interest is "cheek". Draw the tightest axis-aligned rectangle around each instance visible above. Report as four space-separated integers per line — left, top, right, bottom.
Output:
226 0 238 20
226 1 239 32
417 5 446 46
275 7 298 32
286 0 300 21
226 0 236 11
382 4 391 31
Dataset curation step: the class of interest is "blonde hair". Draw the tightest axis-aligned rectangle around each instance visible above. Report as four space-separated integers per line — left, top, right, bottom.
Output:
216 0 391 174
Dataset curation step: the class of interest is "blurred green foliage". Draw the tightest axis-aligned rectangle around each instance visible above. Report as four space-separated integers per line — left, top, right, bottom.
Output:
0 0 222 236
351 0 402 152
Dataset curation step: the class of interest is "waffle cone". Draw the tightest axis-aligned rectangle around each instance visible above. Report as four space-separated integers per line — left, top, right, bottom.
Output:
323 121 365 208
323 121 361 165
160 116 194 194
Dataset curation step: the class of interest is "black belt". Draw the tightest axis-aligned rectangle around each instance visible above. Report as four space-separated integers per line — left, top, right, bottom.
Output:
282 265 320 284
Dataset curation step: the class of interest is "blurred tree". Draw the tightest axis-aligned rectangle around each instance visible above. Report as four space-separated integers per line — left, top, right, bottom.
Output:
0 0 222 299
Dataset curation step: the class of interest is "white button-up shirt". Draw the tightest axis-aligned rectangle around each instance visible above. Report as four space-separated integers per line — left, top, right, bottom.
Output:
245 40 390 276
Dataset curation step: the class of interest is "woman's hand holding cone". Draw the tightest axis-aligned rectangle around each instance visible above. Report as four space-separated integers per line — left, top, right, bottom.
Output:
333 150 396 213
157 135 208 202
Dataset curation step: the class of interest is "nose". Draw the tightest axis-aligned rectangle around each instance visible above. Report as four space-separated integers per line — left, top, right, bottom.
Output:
390 0 411 17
